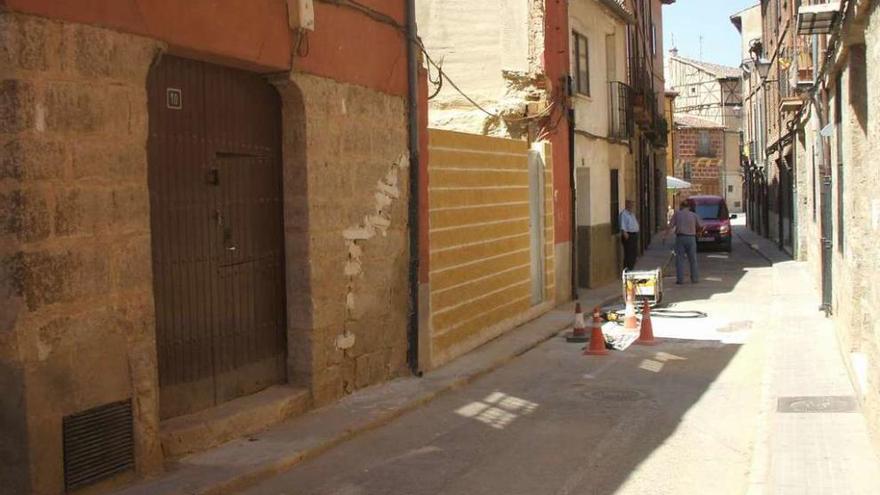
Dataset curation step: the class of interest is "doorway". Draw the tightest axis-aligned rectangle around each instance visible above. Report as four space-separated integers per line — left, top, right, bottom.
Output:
147 56 288 419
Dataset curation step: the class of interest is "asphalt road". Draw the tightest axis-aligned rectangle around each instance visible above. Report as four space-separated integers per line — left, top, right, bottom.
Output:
238 229 797 495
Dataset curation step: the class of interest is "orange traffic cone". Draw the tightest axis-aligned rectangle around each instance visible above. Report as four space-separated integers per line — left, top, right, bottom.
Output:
584 307 609 356
623 285 639 331
636 299 657 345
566 303 589 343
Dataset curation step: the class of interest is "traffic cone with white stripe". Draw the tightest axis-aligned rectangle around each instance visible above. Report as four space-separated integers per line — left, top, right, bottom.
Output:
636 299 657 345
584 307 609 356
623 285 639 331
566 303 589 343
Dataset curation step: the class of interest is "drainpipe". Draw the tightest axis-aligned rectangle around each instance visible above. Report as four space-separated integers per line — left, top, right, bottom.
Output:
405 0 421 374
569 108 577 300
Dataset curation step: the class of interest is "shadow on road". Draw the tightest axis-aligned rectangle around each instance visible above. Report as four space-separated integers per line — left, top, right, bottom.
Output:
241 225 776 495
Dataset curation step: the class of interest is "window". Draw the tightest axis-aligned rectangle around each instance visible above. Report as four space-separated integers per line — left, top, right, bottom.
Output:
610 169 620 231
835 74 844 252
697 131 713 157
728 185 734 193
573 32 590 96
683 163 693 180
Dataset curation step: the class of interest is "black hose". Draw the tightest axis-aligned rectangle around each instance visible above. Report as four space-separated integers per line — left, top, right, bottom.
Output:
602 304 708 320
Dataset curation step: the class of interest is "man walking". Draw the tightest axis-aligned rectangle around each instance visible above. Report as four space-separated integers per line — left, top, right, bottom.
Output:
668 200 702 284
619 199 640 271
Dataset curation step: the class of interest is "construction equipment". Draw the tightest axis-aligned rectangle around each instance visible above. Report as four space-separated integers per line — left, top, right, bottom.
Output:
622 267 663 306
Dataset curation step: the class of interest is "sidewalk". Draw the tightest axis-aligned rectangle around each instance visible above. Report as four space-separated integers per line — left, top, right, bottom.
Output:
736 227 880 494
115 241 672 495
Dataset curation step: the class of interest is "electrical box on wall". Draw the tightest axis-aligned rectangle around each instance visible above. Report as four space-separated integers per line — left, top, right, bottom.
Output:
287 0 315 31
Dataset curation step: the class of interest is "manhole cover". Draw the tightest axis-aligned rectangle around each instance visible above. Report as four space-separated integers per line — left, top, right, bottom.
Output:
718 320 753 333
777 396 858 413
585 389 647 402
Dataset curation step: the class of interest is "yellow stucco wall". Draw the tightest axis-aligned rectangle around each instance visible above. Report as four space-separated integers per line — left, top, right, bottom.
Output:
427 129 554 367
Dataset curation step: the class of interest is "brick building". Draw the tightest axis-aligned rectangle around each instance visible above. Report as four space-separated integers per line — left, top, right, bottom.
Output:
672 114 729 201
0 1 424 493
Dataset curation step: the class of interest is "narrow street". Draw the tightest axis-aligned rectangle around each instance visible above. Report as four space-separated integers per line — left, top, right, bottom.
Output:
242 223 880 495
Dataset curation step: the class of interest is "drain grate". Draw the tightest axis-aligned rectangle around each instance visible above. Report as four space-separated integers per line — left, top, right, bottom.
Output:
62 399 134 491
777 396 858 413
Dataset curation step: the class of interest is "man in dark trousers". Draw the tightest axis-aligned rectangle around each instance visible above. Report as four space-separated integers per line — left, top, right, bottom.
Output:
619 199 640 271
668 199 703 284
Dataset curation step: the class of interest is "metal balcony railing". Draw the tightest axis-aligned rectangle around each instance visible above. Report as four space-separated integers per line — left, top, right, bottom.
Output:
608 81 633 140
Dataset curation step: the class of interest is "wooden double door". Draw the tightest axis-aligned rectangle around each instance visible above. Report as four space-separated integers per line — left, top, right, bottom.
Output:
147 56 287 419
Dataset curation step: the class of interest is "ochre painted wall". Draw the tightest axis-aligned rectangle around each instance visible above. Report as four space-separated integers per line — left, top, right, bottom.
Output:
426 130 554 367
1 0 407 96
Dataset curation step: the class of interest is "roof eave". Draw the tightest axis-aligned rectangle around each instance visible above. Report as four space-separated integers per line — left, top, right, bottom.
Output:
597 0 637 25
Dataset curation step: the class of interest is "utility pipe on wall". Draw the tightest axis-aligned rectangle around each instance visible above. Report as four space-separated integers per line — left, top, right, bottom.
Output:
405 0 421 374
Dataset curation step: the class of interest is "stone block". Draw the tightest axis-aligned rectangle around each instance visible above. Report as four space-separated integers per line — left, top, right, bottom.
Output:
65 23 158 82
0 138 66 181
312 365 343 406
15 246 110 311
0 13 63 73
0 362 29 494
44 82 128 134
71 139 146 180
354 353 371 389
109 185 150 231
54 187 110 236
0 188 52 243
0 80 35 133
110 235 153 293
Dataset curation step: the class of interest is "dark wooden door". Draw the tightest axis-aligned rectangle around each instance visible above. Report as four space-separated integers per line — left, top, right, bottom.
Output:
148 56 287 419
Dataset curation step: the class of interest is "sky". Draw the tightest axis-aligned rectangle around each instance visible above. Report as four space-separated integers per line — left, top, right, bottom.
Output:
662 0 759 69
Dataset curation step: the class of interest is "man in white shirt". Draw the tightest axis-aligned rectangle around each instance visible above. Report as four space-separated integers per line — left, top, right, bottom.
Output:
619 200 640 271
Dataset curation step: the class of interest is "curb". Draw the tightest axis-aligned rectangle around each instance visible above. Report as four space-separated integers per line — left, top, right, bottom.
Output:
735 231 775 264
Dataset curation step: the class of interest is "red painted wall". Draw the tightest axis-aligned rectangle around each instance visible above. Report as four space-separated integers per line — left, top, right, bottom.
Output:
1 0 407 96
543 0 572 245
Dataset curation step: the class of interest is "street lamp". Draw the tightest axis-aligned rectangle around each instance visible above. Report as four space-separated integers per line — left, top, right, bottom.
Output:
748 39 775 83
754 59 773 81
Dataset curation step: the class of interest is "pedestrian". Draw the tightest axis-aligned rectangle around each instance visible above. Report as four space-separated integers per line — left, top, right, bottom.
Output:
619 199 639 271
668 200 703 284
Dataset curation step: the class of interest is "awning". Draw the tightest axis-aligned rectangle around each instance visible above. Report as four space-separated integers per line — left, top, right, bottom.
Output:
797 2 841 35
666 176 692 190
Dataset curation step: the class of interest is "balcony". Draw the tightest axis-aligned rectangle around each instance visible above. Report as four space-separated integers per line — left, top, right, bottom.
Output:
608 81 633 140
797 1 841 35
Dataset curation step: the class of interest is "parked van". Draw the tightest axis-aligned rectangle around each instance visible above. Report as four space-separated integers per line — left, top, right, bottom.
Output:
686 195 737 252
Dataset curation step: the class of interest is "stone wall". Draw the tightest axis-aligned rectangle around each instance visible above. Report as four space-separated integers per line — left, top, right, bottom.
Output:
0 11 163 494
276 73 411 406
833 8 880 449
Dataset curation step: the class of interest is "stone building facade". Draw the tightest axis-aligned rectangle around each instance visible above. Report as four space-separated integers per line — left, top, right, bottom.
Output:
734 0 880 450
0 1 420 493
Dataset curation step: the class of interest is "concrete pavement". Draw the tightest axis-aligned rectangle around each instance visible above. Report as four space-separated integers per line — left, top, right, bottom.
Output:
240 223 880 495
114 239 671 495
115 222 880 494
